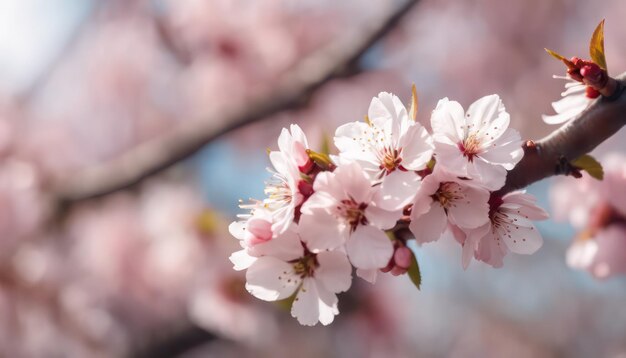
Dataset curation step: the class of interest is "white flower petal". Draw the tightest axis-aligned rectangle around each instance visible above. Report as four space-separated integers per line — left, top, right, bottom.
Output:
245 257 300 301
431 97 465 142
335 162 373 204
447 185 490 229
409 203 447 244
230 249 257 271
469 158 507 190
498 218 543 254
479 128 523 169
315 251 352 293
252 227 304 262
375 170 421 212
466 94 503 132
299 208 345 252
356 268 378 284
228 221 246 241
291 278 338 326
399 123 434 171
346 225 393 269
366 204 401 230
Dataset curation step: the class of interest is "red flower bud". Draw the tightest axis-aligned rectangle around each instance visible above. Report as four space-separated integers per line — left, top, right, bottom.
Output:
393 246 413 269
585 86 600 99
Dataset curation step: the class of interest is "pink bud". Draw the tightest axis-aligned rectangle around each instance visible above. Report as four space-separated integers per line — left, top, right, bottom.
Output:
394 246 413 269
390 265 408 276
244 218 273 246
580 63 602 81
585 86 600 99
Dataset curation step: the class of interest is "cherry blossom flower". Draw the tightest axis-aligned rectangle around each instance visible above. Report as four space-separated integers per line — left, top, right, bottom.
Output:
567 225 626 279
409 167 490 245
231 224 352 326
334 92 433 210
264 149 305 235
430 94 523 190
229 221 304 271
299 162 398 270
542 76 593 125
462 191 549 268
276 124 312 173
236 125 311 236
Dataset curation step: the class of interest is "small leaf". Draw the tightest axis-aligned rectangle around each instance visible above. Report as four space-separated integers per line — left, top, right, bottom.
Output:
306 149 335 171
426 157 436 171
545 48 567 61
275 292 297 312
407 250 421 290
589 19 607 70
571 154 604 180
319 132 332 156
544 48 575 69
409 84 418 121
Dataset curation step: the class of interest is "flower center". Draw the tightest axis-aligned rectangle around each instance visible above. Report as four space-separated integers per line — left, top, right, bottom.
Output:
292 252 318 278
431 182 463 210
337 198 368 232
458 133 482 162
379 147 403 174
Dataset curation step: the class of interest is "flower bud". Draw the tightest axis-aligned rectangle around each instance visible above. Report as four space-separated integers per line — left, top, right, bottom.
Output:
585 86 600 99
581 63 608 90
244 217 273 246
393 246 413 269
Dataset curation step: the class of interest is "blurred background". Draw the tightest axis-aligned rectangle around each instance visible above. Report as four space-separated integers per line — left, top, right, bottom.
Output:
1 0 626 357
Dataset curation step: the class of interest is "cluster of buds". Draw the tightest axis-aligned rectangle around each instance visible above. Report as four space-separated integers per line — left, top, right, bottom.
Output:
543 20 618 125
565 57 607 98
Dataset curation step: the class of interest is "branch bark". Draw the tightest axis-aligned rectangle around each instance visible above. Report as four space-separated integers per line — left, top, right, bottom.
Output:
496 72 626 196
54 0 420 204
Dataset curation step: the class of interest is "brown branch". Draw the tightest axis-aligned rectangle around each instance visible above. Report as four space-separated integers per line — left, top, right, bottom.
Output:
53 0 420 204
496 72 626 196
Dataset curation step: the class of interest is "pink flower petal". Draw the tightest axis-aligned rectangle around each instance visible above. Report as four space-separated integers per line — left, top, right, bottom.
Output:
315 251 352 293
346 225 393 269
409 203 447 244
245 257 300 301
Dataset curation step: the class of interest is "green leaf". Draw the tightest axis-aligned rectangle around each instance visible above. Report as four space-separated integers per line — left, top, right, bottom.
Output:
571 154 604 180
275 292 297 311
306 149 335 171
319 132 332 156
426 157 436 171
589 19 607 70
407 250 421 290
544 48 567 62
544 48 575 69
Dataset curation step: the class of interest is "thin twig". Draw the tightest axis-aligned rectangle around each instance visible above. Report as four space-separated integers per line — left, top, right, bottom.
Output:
495 72 626 196
54 0 420 204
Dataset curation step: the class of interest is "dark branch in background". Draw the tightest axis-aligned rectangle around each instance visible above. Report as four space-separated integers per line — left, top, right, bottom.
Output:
496 72 626 196
54 0 420 204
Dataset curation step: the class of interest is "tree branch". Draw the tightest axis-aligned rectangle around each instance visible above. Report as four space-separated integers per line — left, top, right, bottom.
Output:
54 0 420 204
496 72 626 196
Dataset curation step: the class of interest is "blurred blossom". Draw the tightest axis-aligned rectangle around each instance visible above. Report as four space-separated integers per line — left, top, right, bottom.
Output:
551 153 626 279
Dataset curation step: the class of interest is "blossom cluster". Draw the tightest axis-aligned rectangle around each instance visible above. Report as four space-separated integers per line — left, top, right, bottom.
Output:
551 153 626 279
230 90 548 325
